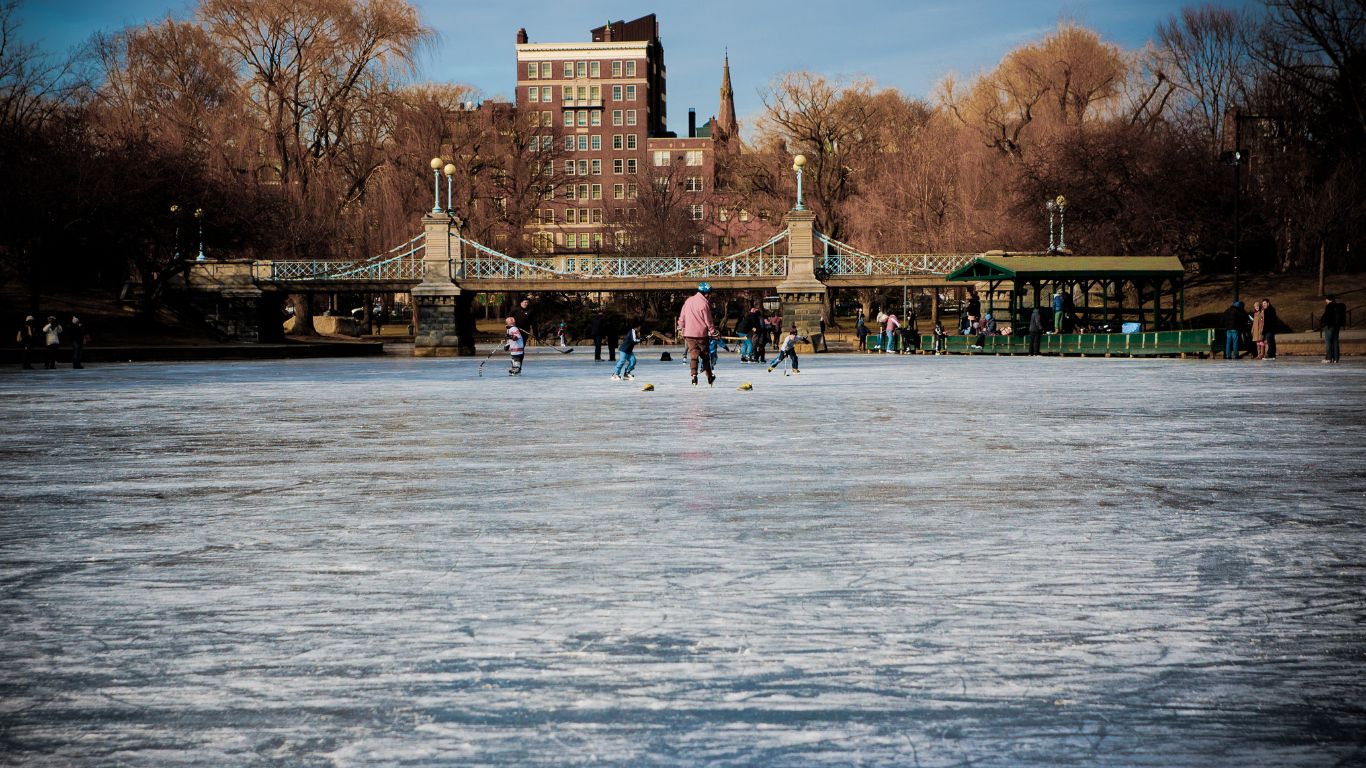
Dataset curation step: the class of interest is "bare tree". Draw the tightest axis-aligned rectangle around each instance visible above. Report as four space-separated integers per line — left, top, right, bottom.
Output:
1157 5 1254 149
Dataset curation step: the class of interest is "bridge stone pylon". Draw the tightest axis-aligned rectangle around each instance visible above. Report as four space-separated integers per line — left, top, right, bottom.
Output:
775 208 826 343
412 212 463 356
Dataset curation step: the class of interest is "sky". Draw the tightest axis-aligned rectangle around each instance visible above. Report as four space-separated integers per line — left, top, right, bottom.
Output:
17 0 1223 137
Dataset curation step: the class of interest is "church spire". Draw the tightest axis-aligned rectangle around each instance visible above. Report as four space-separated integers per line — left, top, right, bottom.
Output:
717 49 737 145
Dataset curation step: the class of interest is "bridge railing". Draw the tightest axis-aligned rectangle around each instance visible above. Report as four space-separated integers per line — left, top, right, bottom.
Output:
821 252 978 276
254 234 426 282
458 229 789 280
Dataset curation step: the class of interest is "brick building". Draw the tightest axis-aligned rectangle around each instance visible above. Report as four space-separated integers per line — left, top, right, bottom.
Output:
514 14 752 257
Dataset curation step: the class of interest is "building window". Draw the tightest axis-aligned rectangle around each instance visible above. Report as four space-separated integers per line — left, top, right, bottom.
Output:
577 135 589 151
563 62 574 78
653 150 670 167
612 85 622 101
561 86 571 104
718 207 729 222
528 87 538 102
578 183 589 199
565 208 577 224
563 110 573 127
591 208 603 224
625 84 636 100
612 158 623 174
685 176 704 191
529 111 540 127
564 135 574 151
527 62 537 79
613 184 624 199
542 113 552 130
591 159 601 174
686 150 704 166
541 62 551 79
590 85 601 102
541 86 551 102
575 159 587 175
564 160 575 175
626 183 638 199
576 85 587 101
576 61 587 78
625 134 637 150
625 61 636 77
612 110 623 126
612 61 622 77
739 209 750 222
654 177 669 192
589 61 600 78
590 135 601 150
626 158 637 173
612 134 623 150
626 110 637 126
590 111 601 127
542 160 553 176
689 204 704 221
566 185 577 200
590 184 601 199
577 110 588 126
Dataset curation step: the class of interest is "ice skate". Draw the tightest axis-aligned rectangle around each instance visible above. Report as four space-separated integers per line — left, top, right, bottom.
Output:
691 375 698 386
625 374 635 381
611 374 621 381
706 371 715 387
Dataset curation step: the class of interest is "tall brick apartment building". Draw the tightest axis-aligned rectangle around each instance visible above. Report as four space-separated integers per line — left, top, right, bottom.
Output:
514 14 746 256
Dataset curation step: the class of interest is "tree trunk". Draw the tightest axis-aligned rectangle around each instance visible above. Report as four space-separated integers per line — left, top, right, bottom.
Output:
287 293 316 336
1318 241 1325 297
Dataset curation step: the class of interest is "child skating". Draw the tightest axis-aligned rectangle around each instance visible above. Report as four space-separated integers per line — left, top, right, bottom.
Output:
768 325 803 374
612 320 642 380
504 317 526 375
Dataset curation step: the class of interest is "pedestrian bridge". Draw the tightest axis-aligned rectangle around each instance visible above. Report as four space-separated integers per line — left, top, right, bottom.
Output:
247 224 978 292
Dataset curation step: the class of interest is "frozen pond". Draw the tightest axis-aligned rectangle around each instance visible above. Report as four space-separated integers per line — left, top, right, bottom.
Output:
2 351 1365 766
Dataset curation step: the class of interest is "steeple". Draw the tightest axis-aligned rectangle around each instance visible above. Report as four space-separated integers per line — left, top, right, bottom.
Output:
717 49 737 145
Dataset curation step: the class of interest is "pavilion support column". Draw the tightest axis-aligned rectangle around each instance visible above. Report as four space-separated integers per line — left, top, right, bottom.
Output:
776 208 827 352
413 212 463 357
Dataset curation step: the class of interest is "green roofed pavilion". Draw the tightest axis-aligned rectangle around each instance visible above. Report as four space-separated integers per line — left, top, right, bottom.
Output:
944 254 1187 332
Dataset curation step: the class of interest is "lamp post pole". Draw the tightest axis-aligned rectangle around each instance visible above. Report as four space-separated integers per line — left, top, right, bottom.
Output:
443 163 456 214
793 154 807 211
194 208 205 261
430 157 444 213
171 204 181 259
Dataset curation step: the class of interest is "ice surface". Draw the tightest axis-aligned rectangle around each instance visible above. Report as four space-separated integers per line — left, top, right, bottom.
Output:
1 352 1364 766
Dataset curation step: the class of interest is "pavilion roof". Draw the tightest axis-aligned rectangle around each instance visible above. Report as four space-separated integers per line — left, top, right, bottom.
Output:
945 255 1186 282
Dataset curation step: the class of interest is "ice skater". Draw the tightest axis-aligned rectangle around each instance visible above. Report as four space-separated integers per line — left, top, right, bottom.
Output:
504 316 526 375
678 282 717 387
768 326 802 374
612 320 642 381
556 319 569 349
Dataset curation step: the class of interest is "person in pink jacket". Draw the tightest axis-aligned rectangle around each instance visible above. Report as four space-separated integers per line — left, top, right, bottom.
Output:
678 282 718 386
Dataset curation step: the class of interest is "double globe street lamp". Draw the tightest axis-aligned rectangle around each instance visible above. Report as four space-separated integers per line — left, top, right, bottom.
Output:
430 156 458 215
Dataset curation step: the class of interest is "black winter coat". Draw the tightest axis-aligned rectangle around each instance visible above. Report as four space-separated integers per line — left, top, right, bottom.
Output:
1224 306 1249 332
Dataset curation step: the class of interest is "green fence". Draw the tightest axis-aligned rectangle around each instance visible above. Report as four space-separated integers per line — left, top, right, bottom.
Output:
918 329 1217 357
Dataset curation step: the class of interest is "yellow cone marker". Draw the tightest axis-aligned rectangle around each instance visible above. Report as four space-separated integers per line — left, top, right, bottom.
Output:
736 382 753 391
640 383 655 391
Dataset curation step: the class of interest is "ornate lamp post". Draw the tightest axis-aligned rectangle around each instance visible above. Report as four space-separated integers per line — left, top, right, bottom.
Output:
170 204 181 259
1054 195 1067 252
194 207 205 261
443 162 457 214
792 154 807 211
429 156 445 213
1046 199 1057 252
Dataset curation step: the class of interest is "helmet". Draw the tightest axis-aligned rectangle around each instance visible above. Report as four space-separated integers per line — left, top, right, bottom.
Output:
697 282 711 294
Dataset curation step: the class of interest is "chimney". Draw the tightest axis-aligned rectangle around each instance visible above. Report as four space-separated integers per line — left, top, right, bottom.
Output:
604 20 614 42
516 28 527 44
688 108 696 138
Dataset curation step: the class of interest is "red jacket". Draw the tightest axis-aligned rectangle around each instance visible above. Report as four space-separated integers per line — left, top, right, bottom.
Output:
678 293 715 339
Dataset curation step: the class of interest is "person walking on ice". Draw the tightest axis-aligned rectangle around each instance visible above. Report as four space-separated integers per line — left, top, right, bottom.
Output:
612 320 642 381
504 317 526 376
678 282 718 387
768 325 803 374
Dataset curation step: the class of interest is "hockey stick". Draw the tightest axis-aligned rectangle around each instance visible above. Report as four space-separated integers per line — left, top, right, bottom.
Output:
477 346 500 377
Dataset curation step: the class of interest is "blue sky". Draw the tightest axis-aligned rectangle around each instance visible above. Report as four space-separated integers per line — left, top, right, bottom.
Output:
18 0 1228 136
